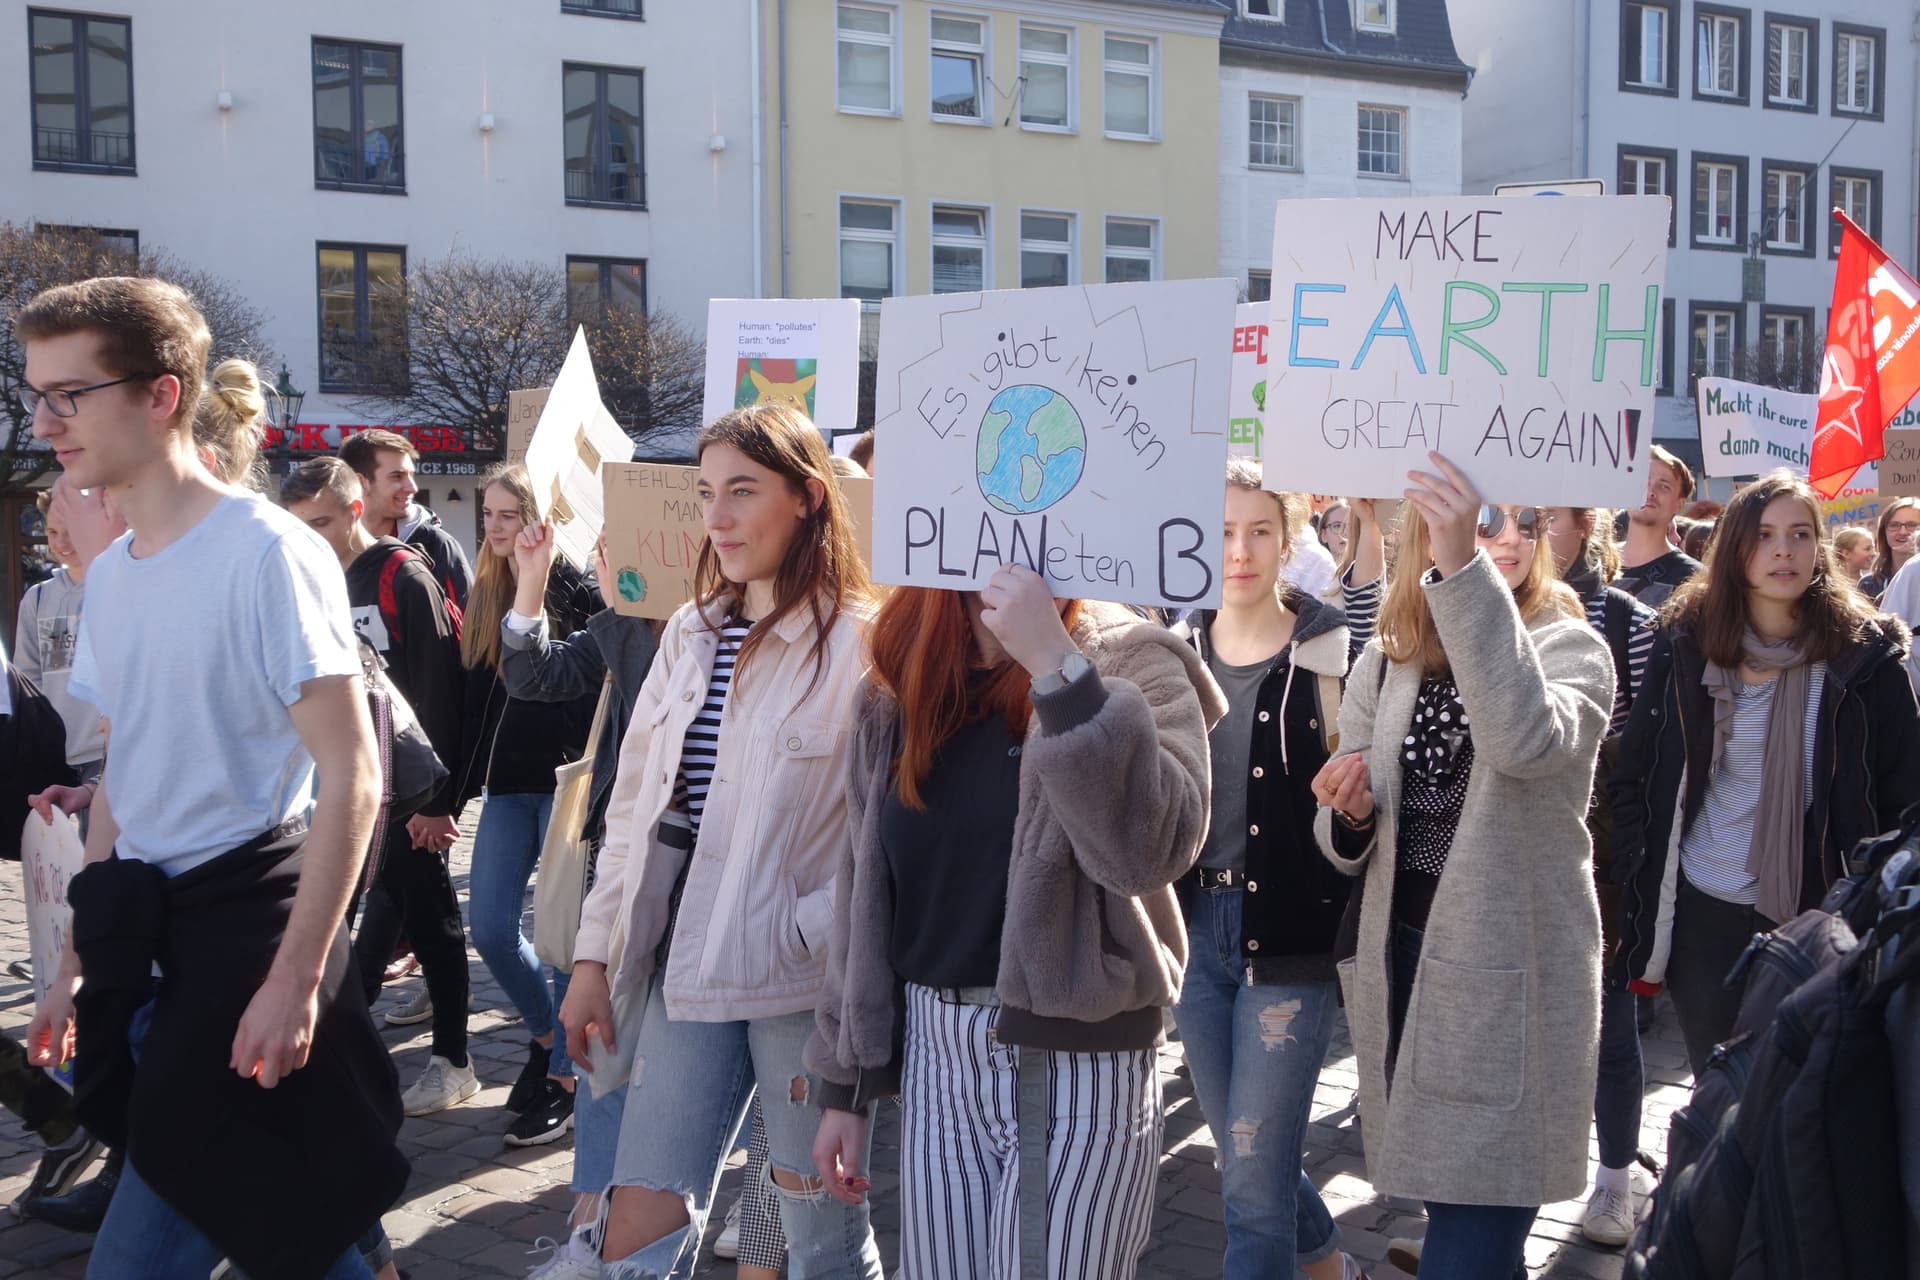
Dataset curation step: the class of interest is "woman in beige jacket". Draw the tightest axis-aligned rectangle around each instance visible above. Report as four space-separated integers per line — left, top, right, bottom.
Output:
559 405 881 1280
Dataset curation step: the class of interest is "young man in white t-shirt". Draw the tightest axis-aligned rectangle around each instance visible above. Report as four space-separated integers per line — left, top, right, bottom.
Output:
19 276 400 1279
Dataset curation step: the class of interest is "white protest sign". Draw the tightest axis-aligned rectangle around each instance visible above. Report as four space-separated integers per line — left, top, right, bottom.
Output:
702 299 861 432
524 329 636 570
871 279 1236 608
22 812 84 1008
1229 302 1269 459
1696 377 1816 478
1265 195 1671 505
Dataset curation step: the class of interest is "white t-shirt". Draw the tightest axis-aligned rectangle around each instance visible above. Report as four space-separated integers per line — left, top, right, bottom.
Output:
70 494 360 874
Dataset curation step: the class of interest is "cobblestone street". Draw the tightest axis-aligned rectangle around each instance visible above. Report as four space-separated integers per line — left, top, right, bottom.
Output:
0 825 1691 1279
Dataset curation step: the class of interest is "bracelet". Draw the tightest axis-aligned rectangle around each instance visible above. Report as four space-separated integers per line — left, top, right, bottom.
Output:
1334 807 1375 830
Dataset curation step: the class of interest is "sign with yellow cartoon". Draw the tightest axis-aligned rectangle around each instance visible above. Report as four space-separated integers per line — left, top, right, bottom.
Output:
702 299 860 432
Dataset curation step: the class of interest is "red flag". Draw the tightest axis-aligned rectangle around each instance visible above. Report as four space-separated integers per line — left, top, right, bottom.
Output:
1811 214 1920 497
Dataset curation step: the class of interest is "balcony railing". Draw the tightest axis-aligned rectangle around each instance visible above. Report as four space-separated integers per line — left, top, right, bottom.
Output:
565 163 645 207
315 137 405 189
34 126 132 169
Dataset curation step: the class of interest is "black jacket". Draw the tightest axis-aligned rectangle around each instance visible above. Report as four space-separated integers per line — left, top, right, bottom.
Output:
397 503 475 613
1610 617 1920 992
2 662 78 860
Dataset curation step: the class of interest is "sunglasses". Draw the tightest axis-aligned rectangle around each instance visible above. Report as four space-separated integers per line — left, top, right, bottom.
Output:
1476 505 1541 540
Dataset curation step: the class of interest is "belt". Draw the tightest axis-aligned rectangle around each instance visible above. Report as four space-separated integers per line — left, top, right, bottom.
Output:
933 986 1000 1007
1193 867 1243 891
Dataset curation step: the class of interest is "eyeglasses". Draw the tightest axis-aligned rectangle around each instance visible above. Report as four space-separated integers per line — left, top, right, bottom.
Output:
1888 521 1920 534
1476 505 1541 540
19 372 160 420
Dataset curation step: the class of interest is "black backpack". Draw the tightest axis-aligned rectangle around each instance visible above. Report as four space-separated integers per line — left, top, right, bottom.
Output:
2 663 80 861
1625 822 1920 1278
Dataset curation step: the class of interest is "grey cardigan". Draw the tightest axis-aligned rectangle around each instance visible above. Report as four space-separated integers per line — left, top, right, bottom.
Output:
1315 551 1614 1208
807 599 1225 1108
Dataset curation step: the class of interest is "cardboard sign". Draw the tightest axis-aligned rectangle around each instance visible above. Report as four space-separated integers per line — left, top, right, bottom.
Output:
870 279 1235 608
22 812 84 1008
524 330 636 570
1696 377 1816 478
1879 430 1920 497
506 387 549 467
702 299 861 433
838 474 873 568
1264 195 1671 507
1229 302 1269 459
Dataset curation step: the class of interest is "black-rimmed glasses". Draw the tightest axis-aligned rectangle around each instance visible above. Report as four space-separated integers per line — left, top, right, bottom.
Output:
19 372 160 419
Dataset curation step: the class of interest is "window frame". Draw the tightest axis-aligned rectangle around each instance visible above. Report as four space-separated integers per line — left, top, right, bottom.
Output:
561 62 647 210
1829 166 1882 255
1241 0 1284 21
1619 1 1678 97
311 37 406 194
1689 151 1748 252
559 0 642 19
1018 209 1077 290
1356 0 1394 35
929 10 989 125
1761 304 1816 380
1691 4 1749 105
1761 13 1817 113
1356 103 1407 179
1100 32 1157 141
28 8 137 174
1617 144 1679 247
1832 23 1885 120
929 201 991 294
1247 270 1272 304
1688 301 1744 382
1103 216 1158 285
1658 297 1676 396
838 195 902 310
564 255 648 328
1248 93 1300 171
835 2 900 117
1759 159 1815 258
1016 22 1074 132
315 241 408 395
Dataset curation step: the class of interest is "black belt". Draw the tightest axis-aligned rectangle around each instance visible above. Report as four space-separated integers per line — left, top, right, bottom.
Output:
933 986 1000 1006
1193 867 1242 890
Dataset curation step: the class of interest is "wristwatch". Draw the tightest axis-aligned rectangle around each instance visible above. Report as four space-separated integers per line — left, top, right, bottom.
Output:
1032 650 1093 696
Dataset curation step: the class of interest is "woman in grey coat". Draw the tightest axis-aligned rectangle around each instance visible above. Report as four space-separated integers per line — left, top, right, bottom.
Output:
1313 454 1614 1280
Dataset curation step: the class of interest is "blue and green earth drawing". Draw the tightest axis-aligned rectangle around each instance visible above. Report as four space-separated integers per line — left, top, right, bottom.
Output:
974 384 1087 515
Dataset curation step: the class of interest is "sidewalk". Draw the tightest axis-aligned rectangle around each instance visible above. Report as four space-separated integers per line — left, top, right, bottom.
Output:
0 824 1690 1278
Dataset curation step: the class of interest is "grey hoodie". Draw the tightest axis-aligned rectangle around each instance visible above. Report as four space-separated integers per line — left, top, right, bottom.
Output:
13 567 105 765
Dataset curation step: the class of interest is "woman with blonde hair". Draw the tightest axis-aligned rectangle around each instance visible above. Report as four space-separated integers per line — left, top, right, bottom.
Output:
194 357 269 491
1832 526 1875 586
1314 453 1613 1280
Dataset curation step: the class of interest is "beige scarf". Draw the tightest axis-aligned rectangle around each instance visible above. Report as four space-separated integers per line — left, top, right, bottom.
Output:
1701 630 1813 924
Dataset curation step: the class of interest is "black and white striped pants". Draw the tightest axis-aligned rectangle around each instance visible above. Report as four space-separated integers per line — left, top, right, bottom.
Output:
898 983 1161 1280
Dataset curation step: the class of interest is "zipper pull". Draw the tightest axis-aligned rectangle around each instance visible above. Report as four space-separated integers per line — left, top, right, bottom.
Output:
1724 930 1774 989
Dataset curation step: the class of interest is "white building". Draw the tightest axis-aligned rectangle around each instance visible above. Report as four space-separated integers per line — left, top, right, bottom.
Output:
3 0 762 558
1450 0 1919 490
1215 0 1472 303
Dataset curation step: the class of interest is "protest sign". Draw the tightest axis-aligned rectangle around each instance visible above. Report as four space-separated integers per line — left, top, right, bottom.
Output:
1696 377 1815 478
1230 302 1269 459
703 299 861 432
870 279 1235 608
506 387 549 467
1879 430 1920 497
22 812 84 1008
838 474 874 568
1816 461 1879 532
524 329 636 570
1264 195 1671 506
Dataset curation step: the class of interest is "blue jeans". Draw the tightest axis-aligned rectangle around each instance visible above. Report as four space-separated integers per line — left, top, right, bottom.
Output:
604 980 881 1279
574 1066 627 1194
1173 886 1341 1278
469 790 571 1077
1593 984 1644 1171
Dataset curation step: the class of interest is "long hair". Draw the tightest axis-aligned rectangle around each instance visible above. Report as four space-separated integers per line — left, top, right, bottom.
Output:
691 404 872 693
1379 505 1582 673
195 357 269 491
870 587 1083 810
1873 496 1920 581
461 462 537 672
1567 507 1621 582
1664 470 1880 667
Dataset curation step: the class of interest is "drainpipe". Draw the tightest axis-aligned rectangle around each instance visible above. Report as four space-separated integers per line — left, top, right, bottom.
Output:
778 0 790 299
1576 0 1592 179
1315 0 1343 55
1910 10 1919 265
749 0 765 298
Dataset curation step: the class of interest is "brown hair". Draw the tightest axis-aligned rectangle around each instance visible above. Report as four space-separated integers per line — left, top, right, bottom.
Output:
195 358 268 489
461 463 538 672
1565 507 1621 582
1648 444 1696 501
1663 470 1879 666
692 405 872 693
338 427 419 482
1380 505 1582 673
1872 497 1920 581
14 276 210 433
281 456 363 510
1224 456 1306 556
847 429 875 473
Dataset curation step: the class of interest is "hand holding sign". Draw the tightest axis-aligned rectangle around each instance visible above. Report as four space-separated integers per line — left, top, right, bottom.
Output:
1403 452 1482 577
977 563 1077 678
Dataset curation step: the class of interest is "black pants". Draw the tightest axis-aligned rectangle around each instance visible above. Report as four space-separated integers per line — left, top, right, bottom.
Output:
0 1031 78 1144
352 822 471 1067
1666 872 1768 1077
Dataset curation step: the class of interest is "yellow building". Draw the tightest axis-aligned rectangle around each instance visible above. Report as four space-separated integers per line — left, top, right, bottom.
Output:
763 0 1226 345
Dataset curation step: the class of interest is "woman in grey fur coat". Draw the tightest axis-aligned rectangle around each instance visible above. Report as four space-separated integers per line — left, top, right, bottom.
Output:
1314 454 1613 1280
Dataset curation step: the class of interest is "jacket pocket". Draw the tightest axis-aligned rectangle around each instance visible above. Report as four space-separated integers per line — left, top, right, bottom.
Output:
760 720 844 811
1407 956 1527 1111
1334 955 1384 1078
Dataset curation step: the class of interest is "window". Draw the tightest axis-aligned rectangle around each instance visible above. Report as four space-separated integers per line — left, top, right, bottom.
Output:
837 5 896 114
1621 1 1673 92
1694 7 1744 100
1357 105 1405 177
312 40 403 191
1690 155 1745 248
1619 146 1676 244
1249 95 1298 169
1018 25 1072 129
1102 35 1154 139
566 257 647 327
930 14 985 121
839 199 899 306
29 10 134 172
1762 163 1813 255
1830 168 1881 254
317 244 406 393
1762 308 1814 379
562 64 644 207
1019 212 1074 288
931 205 987 293
562 0 641 14
1356 0 1393 33
1690 305 1739 380
1247 270 1272 303
1104 218 1156 284
1658 298 1676 395
1243 0 1282 19
35 224 137 258
1834 26 1882 118
1764 19 1812 108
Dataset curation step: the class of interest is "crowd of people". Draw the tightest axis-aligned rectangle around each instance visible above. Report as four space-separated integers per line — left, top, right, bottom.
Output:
5 274 1920 1280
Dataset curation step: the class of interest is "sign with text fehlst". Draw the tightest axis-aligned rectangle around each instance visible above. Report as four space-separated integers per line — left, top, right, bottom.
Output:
525 330 636 571
702 299 861 432
872 280 1235 608
1265 195 1671 505
1229 302 1268 459
506 387 549 467
1696 377 1816 478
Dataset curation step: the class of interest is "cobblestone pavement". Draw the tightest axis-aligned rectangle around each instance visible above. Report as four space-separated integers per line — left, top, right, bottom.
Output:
0 823 1690 1279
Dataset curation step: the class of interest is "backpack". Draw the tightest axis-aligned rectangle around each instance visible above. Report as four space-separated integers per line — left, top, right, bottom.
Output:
354 637 448 887
1625 821 1920 1278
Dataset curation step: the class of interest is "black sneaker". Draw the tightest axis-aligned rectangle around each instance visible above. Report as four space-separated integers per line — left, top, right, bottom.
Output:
505 1039 551 1114
23 1147 121 1233
9 1130 100 1215
504 1078 575 1148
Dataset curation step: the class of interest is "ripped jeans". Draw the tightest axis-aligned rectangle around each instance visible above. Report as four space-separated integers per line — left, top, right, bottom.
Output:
1172 885 1341 1280
604 980 881 1279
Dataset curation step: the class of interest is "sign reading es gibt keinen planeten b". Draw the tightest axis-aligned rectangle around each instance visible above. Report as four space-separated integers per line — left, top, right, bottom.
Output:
870 279 1236 609
1264 195 1671 506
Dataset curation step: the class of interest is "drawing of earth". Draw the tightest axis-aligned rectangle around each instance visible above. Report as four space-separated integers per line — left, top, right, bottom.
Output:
975 384 1087 515
616 567 647 604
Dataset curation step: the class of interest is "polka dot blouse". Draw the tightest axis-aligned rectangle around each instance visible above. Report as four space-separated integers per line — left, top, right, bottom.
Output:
1396 674 1475 927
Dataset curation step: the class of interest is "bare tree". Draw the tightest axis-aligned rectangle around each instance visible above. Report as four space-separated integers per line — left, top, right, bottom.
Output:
0 222 273 490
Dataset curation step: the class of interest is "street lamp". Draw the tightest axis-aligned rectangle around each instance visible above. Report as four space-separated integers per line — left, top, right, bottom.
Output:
273 364 306 429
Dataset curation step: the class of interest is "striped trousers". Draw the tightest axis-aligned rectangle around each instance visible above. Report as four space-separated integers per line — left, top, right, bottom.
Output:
898 984 1161 1280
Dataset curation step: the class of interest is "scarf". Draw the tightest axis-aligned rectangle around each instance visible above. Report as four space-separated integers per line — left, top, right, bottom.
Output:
1701 630 1813 924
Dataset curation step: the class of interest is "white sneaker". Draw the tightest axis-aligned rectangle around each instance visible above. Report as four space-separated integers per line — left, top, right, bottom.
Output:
1582 1182 1635 1247
401 1055 481 1116
385 988 434 1027
1386 1236 1423 1274
525 1228 598 1279
712 1195 742 1260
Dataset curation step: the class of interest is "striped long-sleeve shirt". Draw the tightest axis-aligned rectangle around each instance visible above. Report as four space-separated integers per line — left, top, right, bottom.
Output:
1583 589 1659 734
